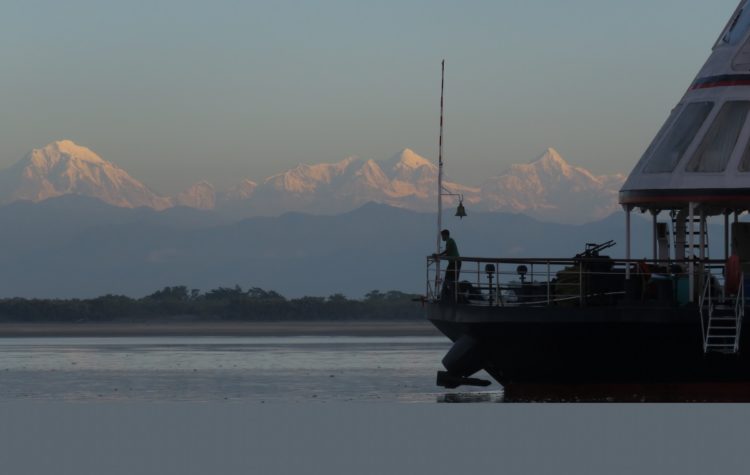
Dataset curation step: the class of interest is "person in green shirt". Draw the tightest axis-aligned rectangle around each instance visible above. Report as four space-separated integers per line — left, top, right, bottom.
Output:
436 229 461 299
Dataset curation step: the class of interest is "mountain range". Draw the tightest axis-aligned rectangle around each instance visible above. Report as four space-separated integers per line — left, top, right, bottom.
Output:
0 140 625 224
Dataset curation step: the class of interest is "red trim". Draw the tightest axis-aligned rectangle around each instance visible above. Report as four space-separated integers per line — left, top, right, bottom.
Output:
690 74 750 91
691 79 750 90
620 194 750 205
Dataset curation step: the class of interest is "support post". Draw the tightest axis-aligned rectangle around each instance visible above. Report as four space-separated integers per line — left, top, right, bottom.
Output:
626 207 632 280
699 210 706 261
436 60 444 256
735 211 740 256
689 202 695 303
652 212 658 263
725 211 730 261
434 61 445 296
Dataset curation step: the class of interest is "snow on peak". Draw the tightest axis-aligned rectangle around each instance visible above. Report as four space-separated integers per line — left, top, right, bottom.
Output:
264 156 362 192
541 147 564 161
175 181 216 209
0 140 171 210
35 140 106 165
531 147 569 170
381 148 434 172
220 179 258 203
355 159 390 188
513 147 604 183
395 148 432 168
480 148 625 224
0 142 626 223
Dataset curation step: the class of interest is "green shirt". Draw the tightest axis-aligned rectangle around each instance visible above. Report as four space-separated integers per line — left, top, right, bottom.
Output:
444 237 459 258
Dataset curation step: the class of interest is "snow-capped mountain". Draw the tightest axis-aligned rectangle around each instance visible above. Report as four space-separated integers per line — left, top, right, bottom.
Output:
218 179 258 202
479 148 625 223
240 149 478 215
0 141 625 224
0 140 172 210
174 181 216 210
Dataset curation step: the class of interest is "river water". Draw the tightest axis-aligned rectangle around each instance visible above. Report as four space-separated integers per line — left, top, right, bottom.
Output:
3 336 750 475
0 336 500 403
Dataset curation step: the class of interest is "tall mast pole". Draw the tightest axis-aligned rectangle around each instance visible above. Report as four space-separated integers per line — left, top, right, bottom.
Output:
437 60 445 254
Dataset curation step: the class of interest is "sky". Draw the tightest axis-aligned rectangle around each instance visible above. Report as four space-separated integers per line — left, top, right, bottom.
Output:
0 0 740 194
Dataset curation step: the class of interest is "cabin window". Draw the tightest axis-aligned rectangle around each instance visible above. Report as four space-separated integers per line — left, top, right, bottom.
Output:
686 101 750 173
722 3 750 46
644 102 714 173
738 132 750 172
638 105 683 169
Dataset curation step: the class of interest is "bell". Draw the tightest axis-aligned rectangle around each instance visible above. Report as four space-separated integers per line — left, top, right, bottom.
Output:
455 201 467 219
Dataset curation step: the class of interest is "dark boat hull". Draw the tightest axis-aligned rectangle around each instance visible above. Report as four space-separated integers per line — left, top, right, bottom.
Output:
427 302 750 388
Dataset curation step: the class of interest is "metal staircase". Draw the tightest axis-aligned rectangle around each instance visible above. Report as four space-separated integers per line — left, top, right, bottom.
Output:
700 273 745 354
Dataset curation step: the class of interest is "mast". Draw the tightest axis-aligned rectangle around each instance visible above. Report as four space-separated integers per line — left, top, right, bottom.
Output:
437 60 445 254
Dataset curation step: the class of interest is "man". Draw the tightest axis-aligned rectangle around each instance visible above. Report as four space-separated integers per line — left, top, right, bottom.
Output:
435 229 461 299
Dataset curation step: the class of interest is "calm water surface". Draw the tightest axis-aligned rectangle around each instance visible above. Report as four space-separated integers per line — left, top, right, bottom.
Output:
0 336 500 403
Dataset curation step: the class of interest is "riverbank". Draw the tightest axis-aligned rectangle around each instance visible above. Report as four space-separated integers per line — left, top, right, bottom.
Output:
0 321 440 337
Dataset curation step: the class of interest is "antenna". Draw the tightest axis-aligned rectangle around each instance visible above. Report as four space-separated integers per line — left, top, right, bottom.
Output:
437 60 445 254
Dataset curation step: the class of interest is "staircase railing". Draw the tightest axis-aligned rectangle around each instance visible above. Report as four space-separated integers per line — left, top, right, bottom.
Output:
700 269 743 354
699 271 712 352
735 273 745 353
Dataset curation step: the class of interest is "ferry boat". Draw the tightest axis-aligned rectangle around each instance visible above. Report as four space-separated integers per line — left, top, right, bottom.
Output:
427 1 750 401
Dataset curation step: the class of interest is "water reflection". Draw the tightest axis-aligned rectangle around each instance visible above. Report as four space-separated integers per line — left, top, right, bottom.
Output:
0 336 500 403
437 391 505 403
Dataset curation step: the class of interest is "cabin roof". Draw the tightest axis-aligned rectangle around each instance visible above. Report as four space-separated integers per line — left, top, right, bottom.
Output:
620 0 750 211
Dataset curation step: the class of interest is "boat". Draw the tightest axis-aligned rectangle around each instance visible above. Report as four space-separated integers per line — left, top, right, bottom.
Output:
427 1 750 401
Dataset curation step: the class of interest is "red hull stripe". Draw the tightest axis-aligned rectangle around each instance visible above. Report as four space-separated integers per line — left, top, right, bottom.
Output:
691 74 750 90
620 189 750 206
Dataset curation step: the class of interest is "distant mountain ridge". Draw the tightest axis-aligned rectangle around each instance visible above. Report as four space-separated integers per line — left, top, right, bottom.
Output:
0 197 650 299
0 141 625 224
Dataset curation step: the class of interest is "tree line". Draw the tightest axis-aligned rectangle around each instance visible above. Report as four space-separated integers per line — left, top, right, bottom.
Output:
0 286 425 322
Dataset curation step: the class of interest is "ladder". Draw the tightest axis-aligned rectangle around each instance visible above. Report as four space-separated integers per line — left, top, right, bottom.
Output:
701 274 745 354
705 303 740 353
672 212 709 261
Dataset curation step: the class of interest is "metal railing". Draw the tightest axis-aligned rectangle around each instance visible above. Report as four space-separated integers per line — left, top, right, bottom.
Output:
427 256 732 309
736 273 745 349
699 270 712 348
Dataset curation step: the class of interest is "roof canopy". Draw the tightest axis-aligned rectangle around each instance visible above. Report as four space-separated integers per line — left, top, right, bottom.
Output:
621 0 750 212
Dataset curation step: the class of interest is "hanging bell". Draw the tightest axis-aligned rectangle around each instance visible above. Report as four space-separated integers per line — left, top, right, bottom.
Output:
455 200 467 219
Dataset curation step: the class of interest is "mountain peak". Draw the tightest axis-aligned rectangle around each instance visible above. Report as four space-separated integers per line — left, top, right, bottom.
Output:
175 181 216 209
35 140 106 165
533 148 567 167
481 147 624 224
389 148 433 169
1 141 171 210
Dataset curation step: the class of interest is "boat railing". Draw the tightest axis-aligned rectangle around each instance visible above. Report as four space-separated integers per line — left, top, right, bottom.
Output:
736 273 745 351
427 255 734 309
699 270 712 349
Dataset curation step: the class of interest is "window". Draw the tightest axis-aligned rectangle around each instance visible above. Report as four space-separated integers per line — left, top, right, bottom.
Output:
644 102 714 173
738 131 750 171
686 101 750 173
638 104 683 168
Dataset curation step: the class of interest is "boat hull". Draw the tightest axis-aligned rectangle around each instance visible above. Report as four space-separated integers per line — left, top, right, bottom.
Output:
427 302 750 388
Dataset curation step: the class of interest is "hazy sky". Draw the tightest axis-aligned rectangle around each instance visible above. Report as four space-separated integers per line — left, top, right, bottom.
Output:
0 0 739 194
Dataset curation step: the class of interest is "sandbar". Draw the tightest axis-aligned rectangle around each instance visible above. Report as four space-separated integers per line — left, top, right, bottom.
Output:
0 320 440 337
